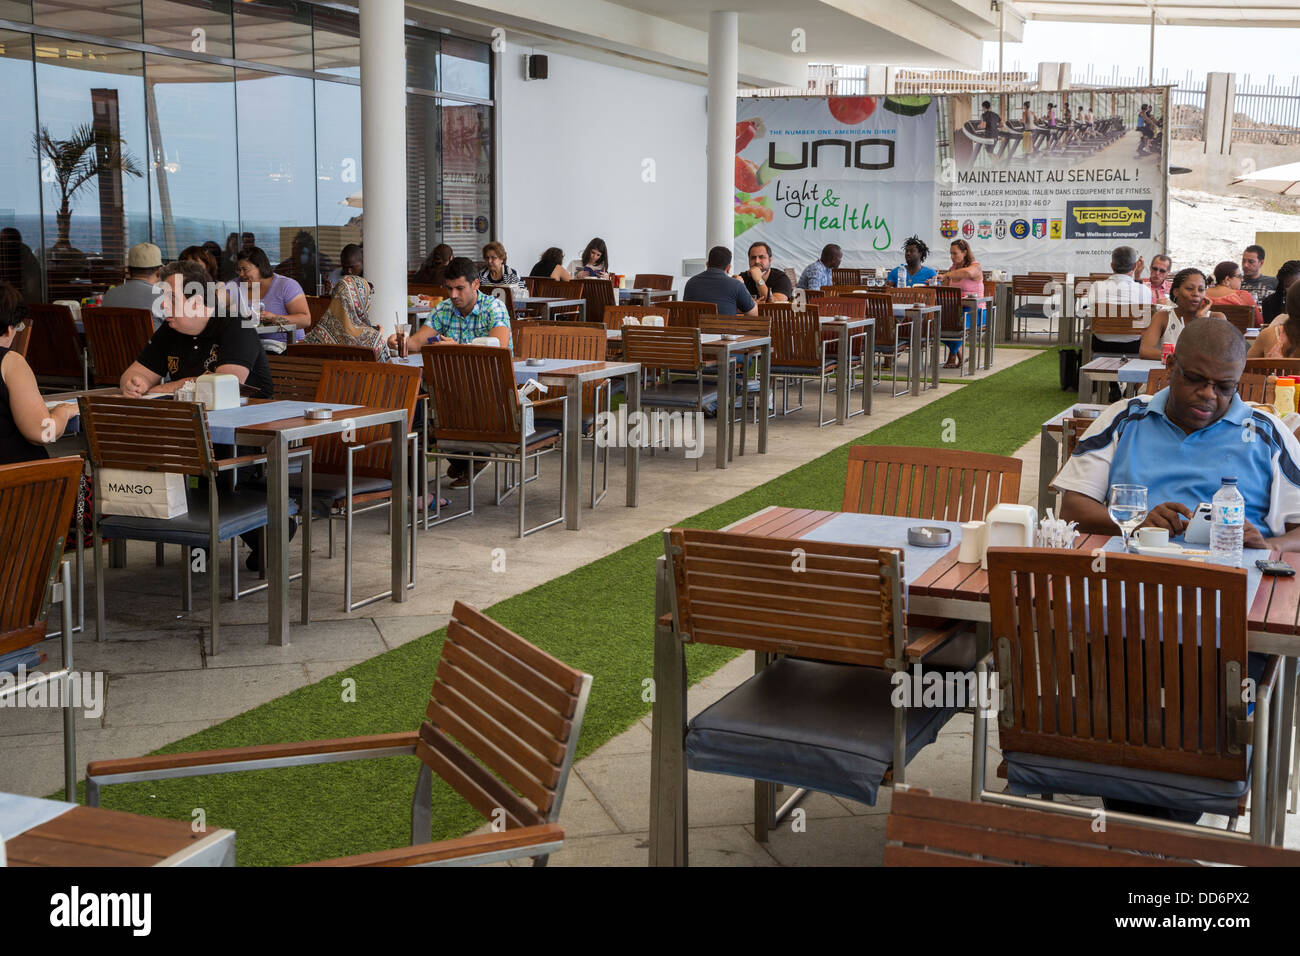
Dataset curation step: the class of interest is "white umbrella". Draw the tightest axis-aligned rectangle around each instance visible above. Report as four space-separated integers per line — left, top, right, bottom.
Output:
1230 161 1300 196
340 190 364 208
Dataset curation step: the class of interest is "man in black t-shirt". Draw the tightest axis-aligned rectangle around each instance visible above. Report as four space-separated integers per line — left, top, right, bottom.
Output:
980 100 1002 136
120 260 273 399
739 241 793 304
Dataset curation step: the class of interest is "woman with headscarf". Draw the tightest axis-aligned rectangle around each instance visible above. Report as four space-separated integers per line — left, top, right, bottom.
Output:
304 274 391 362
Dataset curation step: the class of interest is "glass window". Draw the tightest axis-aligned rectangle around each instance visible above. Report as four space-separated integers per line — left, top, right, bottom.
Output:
35 36 148 298
0 1 31 23
313 6 358 79
33 0 141 44
145 55 237 271
314 79 360 288
405 94 440 269
234 0 312 73
406 28 437 92
440 102 491 258
439 36 489 100
0 30 43 303
143 0 234 60
235 68 317 292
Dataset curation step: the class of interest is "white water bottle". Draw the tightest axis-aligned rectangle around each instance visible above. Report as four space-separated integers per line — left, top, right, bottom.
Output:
1210 477 1244 568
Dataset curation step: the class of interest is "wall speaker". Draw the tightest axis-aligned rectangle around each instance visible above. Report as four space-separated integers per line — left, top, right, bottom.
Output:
527 54 548 80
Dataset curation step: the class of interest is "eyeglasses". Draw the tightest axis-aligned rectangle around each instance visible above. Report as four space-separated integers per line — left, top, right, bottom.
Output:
1173 359 1238 398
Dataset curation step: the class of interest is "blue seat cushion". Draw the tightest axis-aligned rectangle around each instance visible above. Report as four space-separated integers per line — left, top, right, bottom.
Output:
771 364 834 376
99 489 298 547
685 657 957 806
1004 749 1250 817
0 647 45 676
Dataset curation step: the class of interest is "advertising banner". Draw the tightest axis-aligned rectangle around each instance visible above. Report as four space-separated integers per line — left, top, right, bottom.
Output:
936 90 1168 274
734 95 938 272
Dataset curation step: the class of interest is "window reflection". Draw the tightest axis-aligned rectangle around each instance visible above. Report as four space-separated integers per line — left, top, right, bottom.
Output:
234 0 312 73
441 102 491 258
143 0 234 60
35 36 148 299
146 55 237 264
406 94 440 270
0 2 31 24
407 28 437 92
236 68 317 292
315 79 361 291
313 7 359 79
0 30 42 302
439 36 490 99
33 0 141 44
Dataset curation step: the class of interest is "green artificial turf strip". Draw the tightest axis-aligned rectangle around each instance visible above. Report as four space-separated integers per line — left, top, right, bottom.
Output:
72 349 1068 865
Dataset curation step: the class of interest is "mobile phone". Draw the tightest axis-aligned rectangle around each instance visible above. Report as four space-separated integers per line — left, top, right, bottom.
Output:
1255 559 1296 576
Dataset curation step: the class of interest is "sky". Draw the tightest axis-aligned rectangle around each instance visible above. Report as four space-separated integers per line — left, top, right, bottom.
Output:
982 22 1300 89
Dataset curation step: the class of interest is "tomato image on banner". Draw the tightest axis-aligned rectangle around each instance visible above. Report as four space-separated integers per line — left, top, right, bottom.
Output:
827 96 878 125
736 117 765 153
736 156 761 194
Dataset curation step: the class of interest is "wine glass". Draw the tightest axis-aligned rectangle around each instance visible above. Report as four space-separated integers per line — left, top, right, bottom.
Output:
1108 484 1148 553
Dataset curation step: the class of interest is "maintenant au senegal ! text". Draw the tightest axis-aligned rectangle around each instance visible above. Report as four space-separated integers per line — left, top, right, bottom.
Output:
956 169 1134 183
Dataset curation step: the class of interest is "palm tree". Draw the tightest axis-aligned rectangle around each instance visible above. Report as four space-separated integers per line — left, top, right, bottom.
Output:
33 123 143 251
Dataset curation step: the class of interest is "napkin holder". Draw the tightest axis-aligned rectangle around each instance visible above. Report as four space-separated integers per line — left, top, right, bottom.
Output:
470 337 500 347
193 373 241 411
981 503 1038 569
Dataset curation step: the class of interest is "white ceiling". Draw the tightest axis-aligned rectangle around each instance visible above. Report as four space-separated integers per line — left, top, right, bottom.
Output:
1013 0 1300 27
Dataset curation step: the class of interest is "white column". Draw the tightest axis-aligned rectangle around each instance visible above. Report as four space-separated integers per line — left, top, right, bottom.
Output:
360 0 408 336
706 11 738 255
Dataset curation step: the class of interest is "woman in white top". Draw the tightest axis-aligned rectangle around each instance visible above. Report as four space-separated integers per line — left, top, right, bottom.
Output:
1138 267 1226 360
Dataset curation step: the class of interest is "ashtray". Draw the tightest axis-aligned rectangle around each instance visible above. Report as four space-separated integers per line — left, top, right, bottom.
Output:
722 333 740 341
525 357 546 366
907 526 952 548
304 407 333 421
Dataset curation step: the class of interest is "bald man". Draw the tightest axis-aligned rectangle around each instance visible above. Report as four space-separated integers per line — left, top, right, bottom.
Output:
1057 317 1300 551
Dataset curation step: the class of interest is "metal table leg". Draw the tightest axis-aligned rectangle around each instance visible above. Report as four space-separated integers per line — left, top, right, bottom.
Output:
625 369 640 507
1037 425 1061 518
389 415 408 600
908 308 922 398
931 314 941 390
984 302 997 370
563 379 582 530
267 433 290 646
864 323 875 416
1269 657 1297 843
758 343 770 453
836 325 850 425
715 354 730 469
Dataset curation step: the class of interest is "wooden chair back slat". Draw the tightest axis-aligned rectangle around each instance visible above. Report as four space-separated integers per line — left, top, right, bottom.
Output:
481 285 515 317
1012 275 1055 296
668 528 902 668
933 286 966 335
884 788 1300 867
632 273 673 290
842 445 1023 521
310 362 421 478
1216 303 1256 334
766 306 820 367
408 284 450 300
267 354 327 403
886 287 937 307
24 304 83 379
831 268 864 286
515 325 606 416
698 314 770 336
423 344 523 444
304 295 330 332
1090 301 1154 338
860 292 897 346
663 300 717 329
816 296 868 319
576 278 616 324
0 457 82 651
1244 357 1300 375
603 304 665 331
419 601 588 823
622 326 702 372
82 307 154 386
987 548 1250 782
78 396 213 476
1143 368 1275 404
821 284 871 296
285 343 377 362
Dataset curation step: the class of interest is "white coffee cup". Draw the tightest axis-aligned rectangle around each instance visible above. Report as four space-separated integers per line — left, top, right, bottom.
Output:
1137 527 1169 549
958 521 985 563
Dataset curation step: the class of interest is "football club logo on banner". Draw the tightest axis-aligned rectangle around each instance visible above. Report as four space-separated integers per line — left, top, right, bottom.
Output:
994 219 1007 240
1049 219 1063 239
977 220 993 240
1032 219 1047 239
1010 219 1030 239
940 219 958 239
962 220 976 239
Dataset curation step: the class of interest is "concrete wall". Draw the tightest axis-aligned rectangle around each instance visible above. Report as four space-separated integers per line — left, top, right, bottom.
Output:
498 50 707 281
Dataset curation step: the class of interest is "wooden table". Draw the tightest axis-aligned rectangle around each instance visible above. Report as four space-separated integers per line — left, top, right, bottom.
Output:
1077 356 1164 403
816 316 875 422
1036 402 1106 517
650 506 1300 857
700 334 771 469
962 295 995 375
511 359 641 531
620 288 677 306
2 795 235 866
516 296 587 322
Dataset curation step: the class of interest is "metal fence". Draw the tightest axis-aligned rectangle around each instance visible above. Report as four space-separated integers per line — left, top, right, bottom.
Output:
1233 75 1300 144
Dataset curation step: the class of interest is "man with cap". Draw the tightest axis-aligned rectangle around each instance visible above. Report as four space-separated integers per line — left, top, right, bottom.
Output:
102 242 165 325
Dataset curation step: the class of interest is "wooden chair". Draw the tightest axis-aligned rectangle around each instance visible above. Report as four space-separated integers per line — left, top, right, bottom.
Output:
632 273 674 291
304 295 331 332
522 275 544 296
1142 367 1275 405
934 286 978 376
887 287 937 307
884 787 1300 866
1245 357 1300 375
663 300 717 329
285 342 377 362
266 354 327 402
766 305 839 424
306 362 422 611
423 345 567 537
515 325 610 508
25 303 87 388
534 278 585 302
831 267 865 286
603 303 665 331
0 456 82 800
1217 303 1257 334
81 307 154 386
842 445 1022 520
482 284 516 317
980 548 1280 842
408 284 450 300
621 327 713 469
657 528 967 856
697 314 770 336
577 278 617 325
79 396 308 654
1011 275 1058 338
87 600 591 868
1085 301 1154 362
821 284 871 296
862 291 915 399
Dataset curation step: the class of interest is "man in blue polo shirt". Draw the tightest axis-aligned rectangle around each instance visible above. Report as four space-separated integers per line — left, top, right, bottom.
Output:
1056 318 1300 549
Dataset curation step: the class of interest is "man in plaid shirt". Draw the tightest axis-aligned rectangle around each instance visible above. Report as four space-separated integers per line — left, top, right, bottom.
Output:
402 256 512 352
